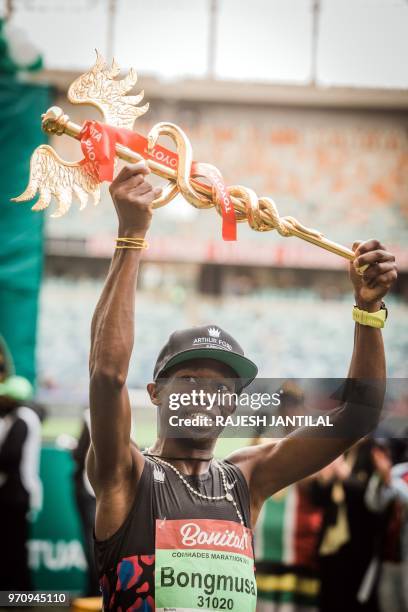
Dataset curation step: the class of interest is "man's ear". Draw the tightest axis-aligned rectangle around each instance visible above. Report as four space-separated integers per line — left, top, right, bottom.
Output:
147 382 161 406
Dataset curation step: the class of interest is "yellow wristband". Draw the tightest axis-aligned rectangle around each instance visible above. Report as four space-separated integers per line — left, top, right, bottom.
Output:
352 304 387 328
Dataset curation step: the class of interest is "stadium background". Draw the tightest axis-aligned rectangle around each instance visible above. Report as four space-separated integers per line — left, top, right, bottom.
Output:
0 0 407 596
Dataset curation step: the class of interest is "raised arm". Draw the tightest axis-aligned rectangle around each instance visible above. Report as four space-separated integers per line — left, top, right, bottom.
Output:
229 240 397 523
87 163 161 537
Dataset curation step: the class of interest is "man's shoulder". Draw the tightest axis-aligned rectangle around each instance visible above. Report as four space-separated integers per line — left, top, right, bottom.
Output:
226 440 279 467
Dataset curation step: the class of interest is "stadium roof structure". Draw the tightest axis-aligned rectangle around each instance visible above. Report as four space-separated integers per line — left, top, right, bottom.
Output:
32 70 408 111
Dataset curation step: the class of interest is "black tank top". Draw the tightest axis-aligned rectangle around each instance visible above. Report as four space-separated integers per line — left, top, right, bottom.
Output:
94 454 252 611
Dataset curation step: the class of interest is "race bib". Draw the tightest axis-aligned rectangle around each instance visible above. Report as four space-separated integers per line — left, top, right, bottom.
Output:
155 518 257 611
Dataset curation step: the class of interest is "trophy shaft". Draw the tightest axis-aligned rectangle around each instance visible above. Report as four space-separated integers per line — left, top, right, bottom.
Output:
40 106 355 262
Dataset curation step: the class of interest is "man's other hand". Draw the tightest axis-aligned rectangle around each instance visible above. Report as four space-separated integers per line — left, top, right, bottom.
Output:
350 239 398 311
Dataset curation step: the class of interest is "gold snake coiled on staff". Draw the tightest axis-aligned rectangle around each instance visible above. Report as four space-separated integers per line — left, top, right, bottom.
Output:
148 122 322 241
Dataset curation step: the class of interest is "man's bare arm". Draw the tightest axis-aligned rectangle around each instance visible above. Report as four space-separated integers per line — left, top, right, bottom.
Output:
87 163 161 498
229 240 397 519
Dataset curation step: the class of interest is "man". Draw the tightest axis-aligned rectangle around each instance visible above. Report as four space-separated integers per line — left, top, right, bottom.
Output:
366 444 408 611
252 383 323 612
311 443 385 612
72 409 99 596
0 338 42 590
87 162 397 610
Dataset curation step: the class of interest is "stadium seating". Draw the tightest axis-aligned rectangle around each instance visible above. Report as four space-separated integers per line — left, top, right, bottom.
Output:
37 278 408 398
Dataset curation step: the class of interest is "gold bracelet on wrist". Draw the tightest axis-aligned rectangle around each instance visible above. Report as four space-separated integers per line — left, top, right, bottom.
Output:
116 237 149 250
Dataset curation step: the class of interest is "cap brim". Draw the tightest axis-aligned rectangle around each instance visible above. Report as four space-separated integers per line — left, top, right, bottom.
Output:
156 348 258 388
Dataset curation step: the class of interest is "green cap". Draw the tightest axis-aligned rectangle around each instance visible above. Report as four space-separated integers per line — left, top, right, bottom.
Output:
0 375 33 402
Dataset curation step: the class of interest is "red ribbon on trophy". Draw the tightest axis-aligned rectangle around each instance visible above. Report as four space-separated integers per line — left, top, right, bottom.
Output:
79 120 236 241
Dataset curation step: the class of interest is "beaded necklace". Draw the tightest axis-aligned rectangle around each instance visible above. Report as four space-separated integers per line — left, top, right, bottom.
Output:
148 454 244 526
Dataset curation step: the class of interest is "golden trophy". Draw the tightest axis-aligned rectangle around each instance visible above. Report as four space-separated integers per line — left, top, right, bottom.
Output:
13 51 359 263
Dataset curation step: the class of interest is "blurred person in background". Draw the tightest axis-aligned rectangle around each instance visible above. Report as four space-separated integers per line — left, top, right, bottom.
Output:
310 440 390 612
365 442 408 612
253 383 323 612
72 409 99 597
0 336 42 590
87 162 396 610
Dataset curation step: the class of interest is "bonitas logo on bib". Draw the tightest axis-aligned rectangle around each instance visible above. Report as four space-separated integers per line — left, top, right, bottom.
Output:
180 522 249 551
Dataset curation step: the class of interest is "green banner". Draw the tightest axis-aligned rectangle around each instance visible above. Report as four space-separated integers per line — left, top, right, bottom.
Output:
0 76 51 384
29 445 87 594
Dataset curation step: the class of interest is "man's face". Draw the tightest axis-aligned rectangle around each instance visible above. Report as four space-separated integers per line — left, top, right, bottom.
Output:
149 358 239 441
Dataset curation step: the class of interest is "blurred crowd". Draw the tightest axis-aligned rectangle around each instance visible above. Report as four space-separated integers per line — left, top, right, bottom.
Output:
253 385 408 612
254 438 408 612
